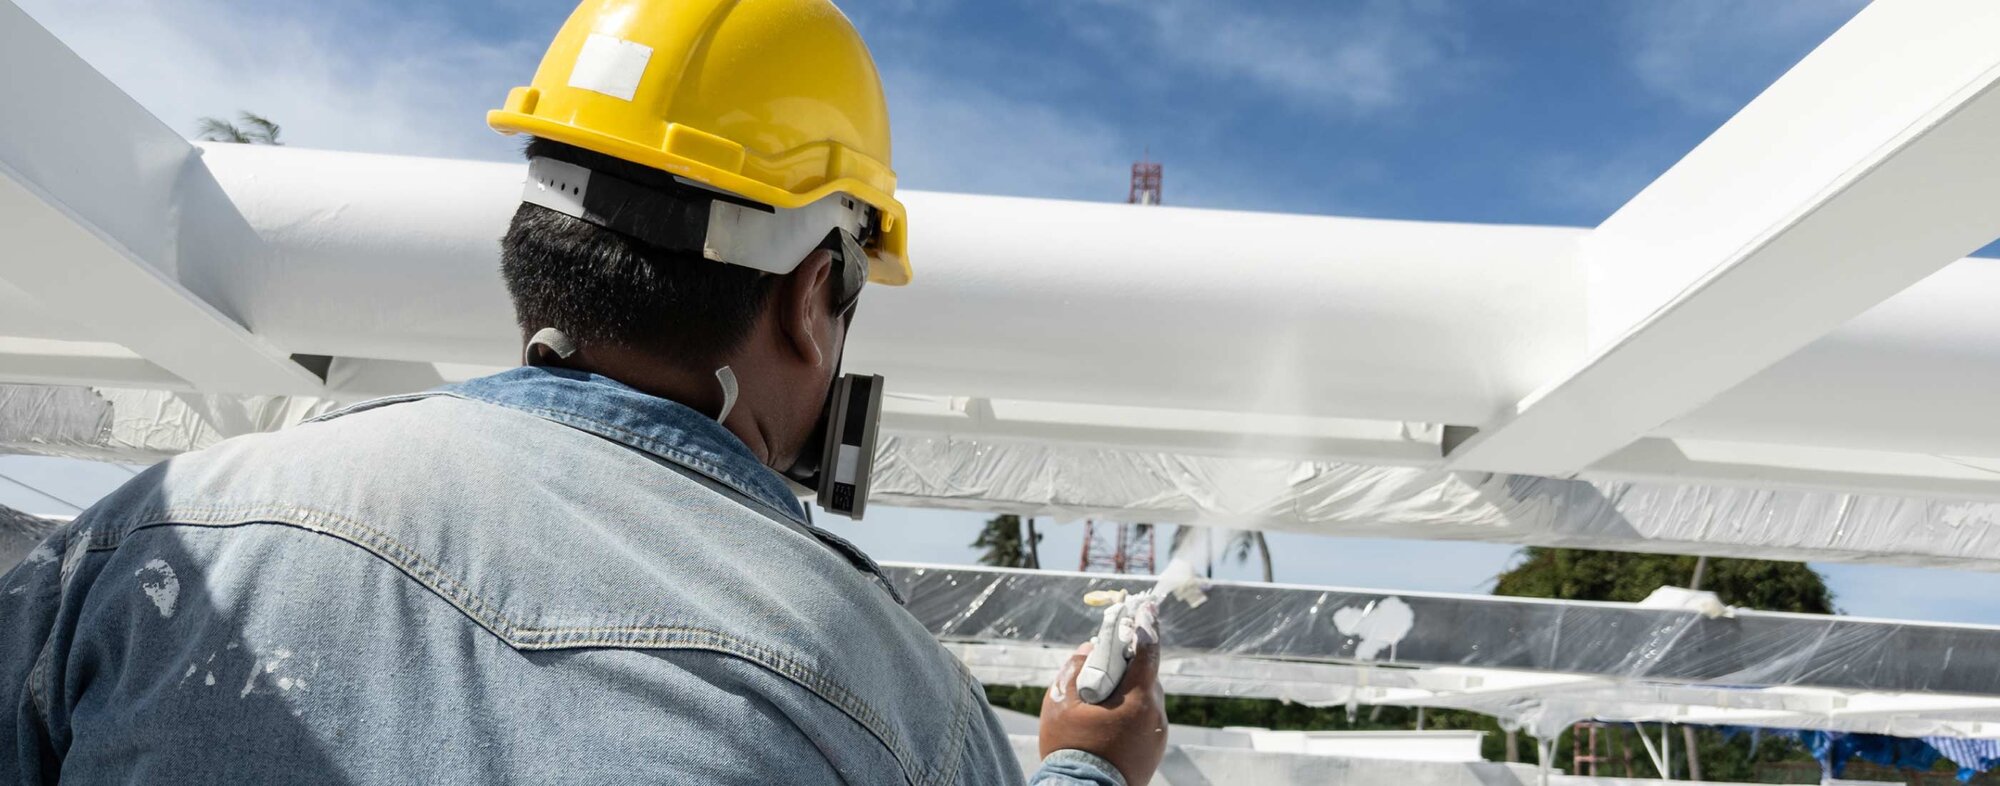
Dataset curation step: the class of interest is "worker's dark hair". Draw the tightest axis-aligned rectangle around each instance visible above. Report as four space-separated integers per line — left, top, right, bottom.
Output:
501 137 775 367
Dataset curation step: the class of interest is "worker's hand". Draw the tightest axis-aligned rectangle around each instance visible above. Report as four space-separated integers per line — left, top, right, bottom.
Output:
1038 625 1168 785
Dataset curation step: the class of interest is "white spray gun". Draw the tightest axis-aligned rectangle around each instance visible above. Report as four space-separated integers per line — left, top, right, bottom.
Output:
1075 559 1207 704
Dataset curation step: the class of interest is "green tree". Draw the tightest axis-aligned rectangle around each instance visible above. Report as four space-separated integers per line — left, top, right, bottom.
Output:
196 111 284 145
971 514 1039 568
1492 548 1832 613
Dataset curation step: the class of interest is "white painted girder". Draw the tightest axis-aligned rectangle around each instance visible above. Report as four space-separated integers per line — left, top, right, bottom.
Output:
1447 0 2000 477
20 141 2000 500
0 2 323 395
13 0 2000 511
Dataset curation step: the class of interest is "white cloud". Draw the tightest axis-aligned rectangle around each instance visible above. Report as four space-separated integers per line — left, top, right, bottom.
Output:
1623 0 1867 114
1065 0 1471 117
16 0 539 161
17 0 1135 202
884 68 1130 201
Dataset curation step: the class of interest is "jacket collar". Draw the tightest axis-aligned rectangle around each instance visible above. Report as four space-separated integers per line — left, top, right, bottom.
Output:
442 366 900 602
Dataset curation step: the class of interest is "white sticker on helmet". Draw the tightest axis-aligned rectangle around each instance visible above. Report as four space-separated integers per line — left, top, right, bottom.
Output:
569 34 652 101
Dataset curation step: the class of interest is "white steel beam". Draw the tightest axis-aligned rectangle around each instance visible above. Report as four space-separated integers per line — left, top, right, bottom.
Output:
881 394 1442 466
0 3 322 395
1587 438 2000 503
1447 0 2000 477
0 338 186 390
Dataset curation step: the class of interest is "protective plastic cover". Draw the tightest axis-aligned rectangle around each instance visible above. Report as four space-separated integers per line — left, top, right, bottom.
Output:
872 434 2000 570
12 387 2000 569
0 384 336 462
887 563 2000 740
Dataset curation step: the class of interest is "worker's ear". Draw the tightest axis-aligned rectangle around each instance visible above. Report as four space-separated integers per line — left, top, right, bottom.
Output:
777 248 837 368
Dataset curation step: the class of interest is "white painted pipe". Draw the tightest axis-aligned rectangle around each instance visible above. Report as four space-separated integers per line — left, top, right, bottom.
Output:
185 144 2000 459
193 143 1586 427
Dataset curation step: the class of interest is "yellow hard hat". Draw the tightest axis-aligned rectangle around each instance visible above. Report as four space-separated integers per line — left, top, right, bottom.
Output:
490 0 910 285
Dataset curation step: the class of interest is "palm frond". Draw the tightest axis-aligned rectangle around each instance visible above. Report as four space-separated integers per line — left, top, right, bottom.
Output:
238 112 283 146
195 117 249 144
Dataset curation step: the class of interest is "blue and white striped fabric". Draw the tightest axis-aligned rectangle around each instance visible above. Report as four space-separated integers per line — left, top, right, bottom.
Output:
1923 737 2000 783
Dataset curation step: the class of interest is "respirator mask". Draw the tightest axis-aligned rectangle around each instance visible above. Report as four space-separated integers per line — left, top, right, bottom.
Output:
520 157 887 520
777 227 883 520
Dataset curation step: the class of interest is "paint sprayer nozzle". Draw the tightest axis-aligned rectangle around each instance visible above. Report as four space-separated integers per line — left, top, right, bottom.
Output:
1074 559 1206 704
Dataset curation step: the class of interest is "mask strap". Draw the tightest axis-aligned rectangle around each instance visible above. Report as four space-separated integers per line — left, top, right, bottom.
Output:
524 327 578 365
715 366 740 423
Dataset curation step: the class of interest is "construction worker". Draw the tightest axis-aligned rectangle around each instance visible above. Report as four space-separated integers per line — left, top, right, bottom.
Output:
0 0 1167 784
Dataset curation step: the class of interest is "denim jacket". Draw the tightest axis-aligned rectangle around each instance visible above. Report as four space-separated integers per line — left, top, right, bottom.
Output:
0 367 1122 785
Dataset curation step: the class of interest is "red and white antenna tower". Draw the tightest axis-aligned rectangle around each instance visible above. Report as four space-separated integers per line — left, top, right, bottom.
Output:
1129 150 1162 206
1080 521 1157 575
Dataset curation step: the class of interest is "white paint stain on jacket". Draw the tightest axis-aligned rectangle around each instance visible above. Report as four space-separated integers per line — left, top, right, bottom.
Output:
58 538 91 589
240 647 294 698
134 559 180 618
1332 596 1415 661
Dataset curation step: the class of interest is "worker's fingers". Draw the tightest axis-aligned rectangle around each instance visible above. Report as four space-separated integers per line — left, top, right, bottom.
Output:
1114 623 1160 698
1048 641 1094 704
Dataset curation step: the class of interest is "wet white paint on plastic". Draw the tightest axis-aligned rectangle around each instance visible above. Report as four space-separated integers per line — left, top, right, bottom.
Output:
1332 596 1415 661
135 559 179 617
568 34 651 101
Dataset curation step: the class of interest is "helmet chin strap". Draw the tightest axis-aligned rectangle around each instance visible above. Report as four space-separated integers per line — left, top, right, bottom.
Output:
524 327 578 364
529 326 741 424
714 366 740 423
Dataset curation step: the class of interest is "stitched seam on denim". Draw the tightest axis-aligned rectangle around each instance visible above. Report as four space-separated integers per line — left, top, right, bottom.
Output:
26 632 52 739
488 401 795 521
648 454 902 604
95 510 925 778
300 392 441 425
306 392 794 523
367 392 893 599
299 392 797 530
479 399 902 600
934 661 984 785
386 387 798 526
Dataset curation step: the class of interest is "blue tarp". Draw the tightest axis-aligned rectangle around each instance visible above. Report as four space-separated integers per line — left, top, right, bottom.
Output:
1719 727 2000 783
1794 730 1941 780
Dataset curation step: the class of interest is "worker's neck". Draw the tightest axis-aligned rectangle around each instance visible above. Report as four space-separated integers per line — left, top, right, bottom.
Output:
556 346 786 468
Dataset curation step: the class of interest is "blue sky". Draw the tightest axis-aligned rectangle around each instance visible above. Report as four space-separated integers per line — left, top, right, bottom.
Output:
12 0 2000 623
19 0 1874 223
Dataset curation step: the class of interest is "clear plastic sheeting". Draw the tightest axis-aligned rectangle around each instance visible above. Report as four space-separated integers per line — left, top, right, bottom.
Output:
14 394 2000 569
0 384 336 462
873 434 2000 570
887 563 2000 740
0 385 112 454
